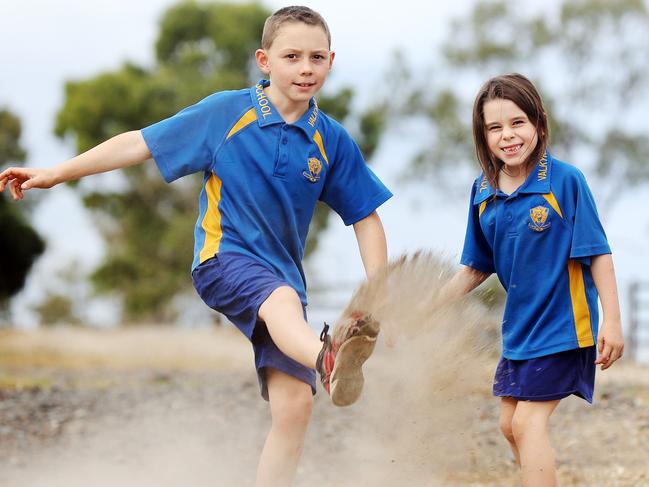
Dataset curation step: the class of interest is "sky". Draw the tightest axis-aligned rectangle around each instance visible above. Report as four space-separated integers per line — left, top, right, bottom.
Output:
1 0 648 339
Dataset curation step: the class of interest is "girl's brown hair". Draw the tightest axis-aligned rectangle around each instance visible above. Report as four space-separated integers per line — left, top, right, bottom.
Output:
472 73 549 191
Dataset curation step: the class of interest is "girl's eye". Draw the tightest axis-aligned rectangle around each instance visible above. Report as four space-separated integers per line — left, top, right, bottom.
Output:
488 126 501 132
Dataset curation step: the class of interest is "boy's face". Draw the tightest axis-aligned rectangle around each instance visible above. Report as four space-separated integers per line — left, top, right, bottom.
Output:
256 22 334 109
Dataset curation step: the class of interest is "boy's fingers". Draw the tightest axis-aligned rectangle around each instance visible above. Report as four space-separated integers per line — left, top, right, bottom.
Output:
11 179 24 200
8 179 19 200
597 336 604 354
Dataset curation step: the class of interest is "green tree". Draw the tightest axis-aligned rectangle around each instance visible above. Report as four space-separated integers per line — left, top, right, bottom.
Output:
55 1 387 322
0 109 45 319
401 0 649 204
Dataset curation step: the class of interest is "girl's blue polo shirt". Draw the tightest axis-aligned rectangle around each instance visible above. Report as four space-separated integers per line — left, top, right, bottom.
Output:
461 152 610 360
141 80 392 305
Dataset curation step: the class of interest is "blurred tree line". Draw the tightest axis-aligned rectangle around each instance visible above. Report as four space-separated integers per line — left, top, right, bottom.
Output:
400 0 649 198
3 0 649 324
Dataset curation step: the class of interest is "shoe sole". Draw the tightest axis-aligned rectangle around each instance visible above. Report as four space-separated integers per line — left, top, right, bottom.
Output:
330 318 379 407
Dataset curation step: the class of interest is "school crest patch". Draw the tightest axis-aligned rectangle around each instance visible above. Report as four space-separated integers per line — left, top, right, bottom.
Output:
303 157 322 183
528 205 551 232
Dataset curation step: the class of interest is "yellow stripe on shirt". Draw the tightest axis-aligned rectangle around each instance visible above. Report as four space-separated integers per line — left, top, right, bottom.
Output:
199 108 256 262
542 192 563 218
567 259 594 347
479 200 487 217
199 173 223 263
227 108 257 139
313 130 329 165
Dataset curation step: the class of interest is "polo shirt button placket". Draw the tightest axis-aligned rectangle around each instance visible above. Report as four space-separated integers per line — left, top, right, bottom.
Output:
275 125 290 177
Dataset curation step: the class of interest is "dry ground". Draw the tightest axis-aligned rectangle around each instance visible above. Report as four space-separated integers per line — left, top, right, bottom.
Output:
0 325 648 486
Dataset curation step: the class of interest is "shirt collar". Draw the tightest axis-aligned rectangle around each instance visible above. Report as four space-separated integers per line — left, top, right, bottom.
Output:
518 151 552 194
250 80 283 126
473 174 495 204
249 79 318 137
472 150 553 205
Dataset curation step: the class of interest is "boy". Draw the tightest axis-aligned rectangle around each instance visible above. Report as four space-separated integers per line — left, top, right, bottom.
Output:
0 6 391 486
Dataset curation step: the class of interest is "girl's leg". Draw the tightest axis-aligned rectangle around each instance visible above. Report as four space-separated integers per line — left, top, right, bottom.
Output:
499 397 520 465
258 286 322 369
511 399 561 487
256 368 314 487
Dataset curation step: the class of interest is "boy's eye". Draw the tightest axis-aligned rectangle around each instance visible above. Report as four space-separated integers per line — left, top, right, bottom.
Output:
286 54 298 59
312 54 325 60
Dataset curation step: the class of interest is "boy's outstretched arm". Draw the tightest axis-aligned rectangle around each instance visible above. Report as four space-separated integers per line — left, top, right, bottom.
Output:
352 211 387 278
0 130 151 200
591 253 624 370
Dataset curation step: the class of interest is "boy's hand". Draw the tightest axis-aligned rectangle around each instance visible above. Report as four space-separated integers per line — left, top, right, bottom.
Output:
0 167 58 200
594 320 624 370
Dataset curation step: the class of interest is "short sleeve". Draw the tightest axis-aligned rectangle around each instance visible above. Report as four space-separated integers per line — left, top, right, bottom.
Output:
569 170 611 263
319 130 392 225
141 92 229 183
459 182 495 274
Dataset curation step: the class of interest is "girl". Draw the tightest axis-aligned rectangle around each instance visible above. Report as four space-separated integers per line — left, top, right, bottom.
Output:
440 73 624 486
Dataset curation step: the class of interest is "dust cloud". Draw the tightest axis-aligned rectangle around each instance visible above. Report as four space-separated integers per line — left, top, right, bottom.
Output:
1 252 498 486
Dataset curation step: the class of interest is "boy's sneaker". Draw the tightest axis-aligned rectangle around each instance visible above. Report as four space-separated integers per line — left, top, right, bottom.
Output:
315 312 380 407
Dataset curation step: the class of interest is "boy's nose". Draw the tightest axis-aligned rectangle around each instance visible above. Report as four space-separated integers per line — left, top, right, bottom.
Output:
299 61 313 75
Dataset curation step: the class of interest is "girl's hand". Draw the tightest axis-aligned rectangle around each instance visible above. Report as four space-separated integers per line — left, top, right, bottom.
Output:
0 167 59 200
594 320 624 370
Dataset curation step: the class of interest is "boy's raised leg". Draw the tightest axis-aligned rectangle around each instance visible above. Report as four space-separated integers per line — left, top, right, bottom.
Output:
258 286 322 369
258 285 379 406
256 368 313 487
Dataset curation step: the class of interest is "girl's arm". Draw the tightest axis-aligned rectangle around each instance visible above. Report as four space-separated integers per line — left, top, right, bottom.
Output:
352 211 387 278
436 265 491 305
0 130 151 200
591 253 624 370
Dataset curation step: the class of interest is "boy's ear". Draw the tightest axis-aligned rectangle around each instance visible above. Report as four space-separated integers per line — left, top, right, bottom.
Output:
255 49 271 74
328 51 336 70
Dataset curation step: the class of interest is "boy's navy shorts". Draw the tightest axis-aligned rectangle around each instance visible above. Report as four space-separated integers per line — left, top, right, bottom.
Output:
192 253 316 401
493 346 596 403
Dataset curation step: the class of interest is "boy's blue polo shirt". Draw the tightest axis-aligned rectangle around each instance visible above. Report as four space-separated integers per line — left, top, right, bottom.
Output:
141 80 392 305
460 152 610 360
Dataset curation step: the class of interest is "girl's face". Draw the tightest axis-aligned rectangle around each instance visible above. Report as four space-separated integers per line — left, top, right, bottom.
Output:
483 98 539 173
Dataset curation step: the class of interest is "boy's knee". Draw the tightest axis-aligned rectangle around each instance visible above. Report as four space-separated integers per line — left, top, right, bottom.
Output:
272 389 314 427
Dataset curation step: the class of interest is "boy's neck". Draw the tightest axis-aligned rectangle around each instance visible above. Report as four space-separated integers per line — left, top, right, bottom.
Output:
264 85 311 124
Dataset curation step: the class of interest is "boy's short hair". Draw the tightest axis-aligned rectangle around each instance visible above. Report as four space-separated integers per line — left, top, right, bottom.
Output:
261 6 331 50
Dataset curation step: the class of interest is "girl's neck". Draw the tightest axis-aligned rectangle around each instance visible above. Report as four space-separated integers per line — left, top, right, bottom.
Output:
498 164 529 195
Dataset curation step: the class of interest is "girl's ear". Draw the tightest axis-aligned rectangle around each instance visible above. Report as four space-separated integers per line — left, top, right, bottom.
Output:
255 49 271 74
